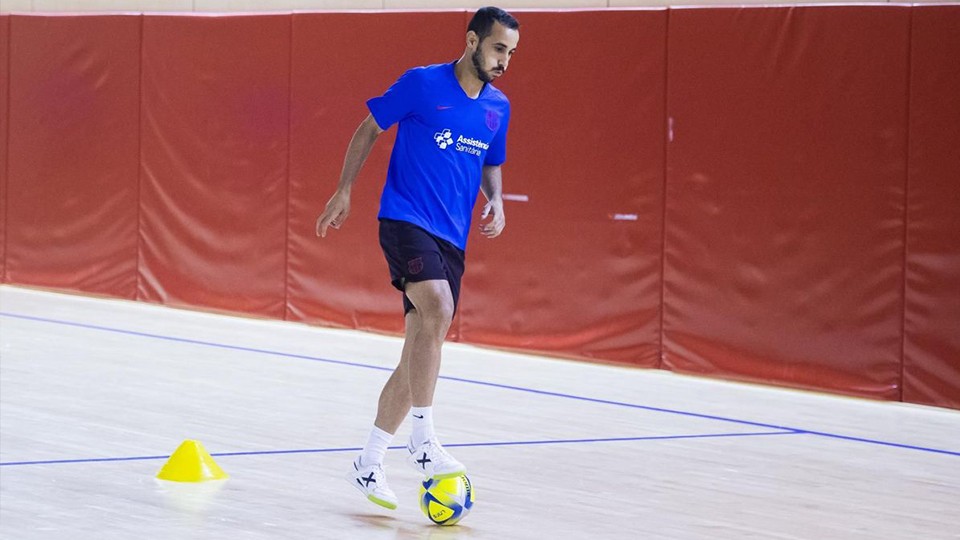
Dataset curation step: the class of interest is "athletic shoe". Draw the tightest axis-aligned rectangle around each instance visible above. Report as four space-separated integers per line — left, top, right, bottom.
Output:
406 438 466 480
346 457 398 510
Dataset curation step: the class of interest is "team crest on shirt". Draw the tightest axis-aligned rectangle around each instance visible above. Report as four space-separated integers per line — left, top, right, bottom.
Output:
408 257 424 275
485 110 500 131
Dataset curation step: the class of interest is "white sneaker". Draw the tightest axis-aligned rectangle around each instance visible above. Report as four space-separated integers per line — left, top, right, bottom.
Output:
346 457 398 510
406 438 466 480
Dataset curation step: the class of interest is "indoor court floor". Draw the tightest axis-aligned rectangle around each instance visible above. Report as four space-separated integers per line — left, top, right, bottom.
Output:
1 285 958 539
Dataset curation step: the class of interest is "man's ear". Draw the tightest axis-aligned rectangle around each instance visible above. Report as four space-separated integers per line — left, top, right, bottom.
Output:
466 30 480 50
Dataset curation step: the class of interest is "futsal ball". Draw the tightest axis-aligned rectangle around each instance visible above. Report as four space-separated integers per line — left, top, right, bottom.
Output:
418 475 474 526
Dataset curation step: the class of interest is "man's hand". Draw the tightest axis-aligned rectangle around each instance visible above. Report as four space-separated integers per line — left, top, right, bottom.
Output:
315 114 384 238
479 199 505 238
316 189 351 238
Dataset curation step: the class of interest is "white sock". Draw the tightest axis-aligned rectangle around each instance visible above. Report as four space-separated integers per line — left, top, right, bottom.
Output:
410 406 435 446
359 426 394 467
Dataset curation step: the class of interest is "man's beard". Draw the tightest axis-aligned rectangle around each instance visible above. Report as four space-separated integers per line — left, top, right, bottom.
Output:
472 48 495 84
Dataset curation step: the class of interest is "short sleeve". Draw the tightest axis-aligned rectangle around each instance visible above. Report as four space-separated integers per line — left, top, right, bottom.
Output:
484 103 510 166
366 68 422 130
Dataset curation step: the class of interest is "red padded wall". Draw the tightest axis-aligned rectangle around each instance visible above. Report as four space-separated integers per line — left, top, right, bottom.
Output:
139 15 290 317
5 15 140 297
458 10 667 366
903 5 960 409
2 9 958 408
0 15 8 280
663 6 911 398
286 12 464 334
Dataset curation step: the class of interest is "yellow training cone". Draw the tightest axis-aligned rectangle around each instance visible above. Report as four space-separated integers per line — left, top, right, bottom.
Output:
156 440 229 482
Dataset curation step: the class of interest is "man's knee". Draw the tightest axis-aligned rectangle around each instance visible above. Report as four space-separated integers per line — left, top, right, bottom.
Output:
405 281 454 329
419 297 454 331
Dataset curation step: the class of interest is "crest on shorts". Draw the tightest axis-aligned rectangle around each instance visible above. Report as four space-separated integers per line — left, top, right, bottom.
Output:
407 257 424 275
485 110 500 131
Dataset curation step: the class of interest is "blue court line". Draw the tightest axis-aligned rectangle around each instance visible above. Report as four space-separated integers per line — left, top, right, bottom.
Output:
0 312 392 373
0 430 796 467
2 312 959 458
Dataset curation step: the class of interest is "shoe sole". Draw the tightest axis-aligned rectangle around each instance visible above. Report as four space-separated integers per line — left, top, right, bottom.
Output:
367 494 398 510
347 473 398 511
429 469 467 481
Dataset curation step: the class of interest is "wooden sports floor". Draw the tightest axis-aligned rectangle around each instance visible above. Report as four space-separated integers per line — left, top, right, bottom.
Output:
1 285 957 540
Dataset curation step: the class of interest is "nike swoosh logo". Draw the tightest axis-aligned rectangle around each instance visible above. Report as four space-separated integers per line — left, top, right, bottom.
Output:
413 414 424 418
436 105 453 110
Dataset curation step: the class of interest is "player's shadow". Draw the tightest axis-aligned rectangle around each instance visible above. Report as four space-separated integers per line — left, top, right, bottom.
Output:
346 513 477 539
416 523 476 539
347 513 400 530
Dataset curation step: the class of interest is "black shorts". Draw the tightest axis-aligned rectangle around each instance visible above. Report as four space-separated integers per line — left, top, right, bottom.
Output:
378 218 465 315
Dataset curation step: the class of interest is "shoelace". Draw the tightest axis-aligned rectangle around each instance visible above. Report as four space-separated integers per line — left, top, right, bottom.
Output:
428 442 457 462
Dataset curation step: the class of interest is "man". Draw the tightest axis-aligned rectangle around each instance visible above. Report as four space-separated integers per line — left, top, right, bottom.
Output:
316 7 520 510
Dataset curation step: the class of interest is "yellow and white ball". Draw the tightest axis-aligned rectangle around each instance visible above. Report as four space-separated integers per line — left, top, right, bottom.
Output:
418 475 474 526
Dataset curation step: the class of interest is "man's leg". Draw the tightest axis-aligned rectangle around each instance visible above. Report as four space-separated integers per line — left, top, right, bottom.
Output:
346 310 422 510
403 280 454 407
402 279 466 480
372 310 420 434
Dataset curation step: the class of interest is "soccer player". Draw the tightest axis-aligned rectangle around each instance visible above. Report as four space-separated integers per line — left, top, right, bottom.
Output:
315 7 520 510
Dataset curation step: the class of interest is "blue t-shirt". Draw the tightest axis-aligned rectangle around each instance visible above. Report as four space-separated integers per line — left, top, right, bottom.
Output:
367 61 511 250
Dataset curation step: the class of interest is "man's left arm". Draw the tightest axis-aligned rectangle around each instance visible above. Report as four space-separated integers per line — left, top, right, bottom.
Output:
479 165 505 238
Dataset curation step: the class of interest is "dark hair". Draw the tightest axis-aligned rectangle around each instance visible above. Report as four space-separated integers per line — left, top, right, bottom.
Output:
467 6 520 42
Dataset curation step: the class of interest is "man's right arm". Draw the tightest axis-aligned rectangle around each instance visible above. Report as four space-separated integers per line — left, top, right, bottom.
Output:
316 114 385 238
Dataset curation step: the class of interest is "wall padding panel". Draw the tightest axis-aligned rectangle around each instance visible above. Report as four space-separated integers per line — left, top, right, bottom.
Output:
457 10 667 366
139 15 289 316
0 15 8 280
903 5 960 409
286 12 465 334
663 6 911 398
6 15 140 296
